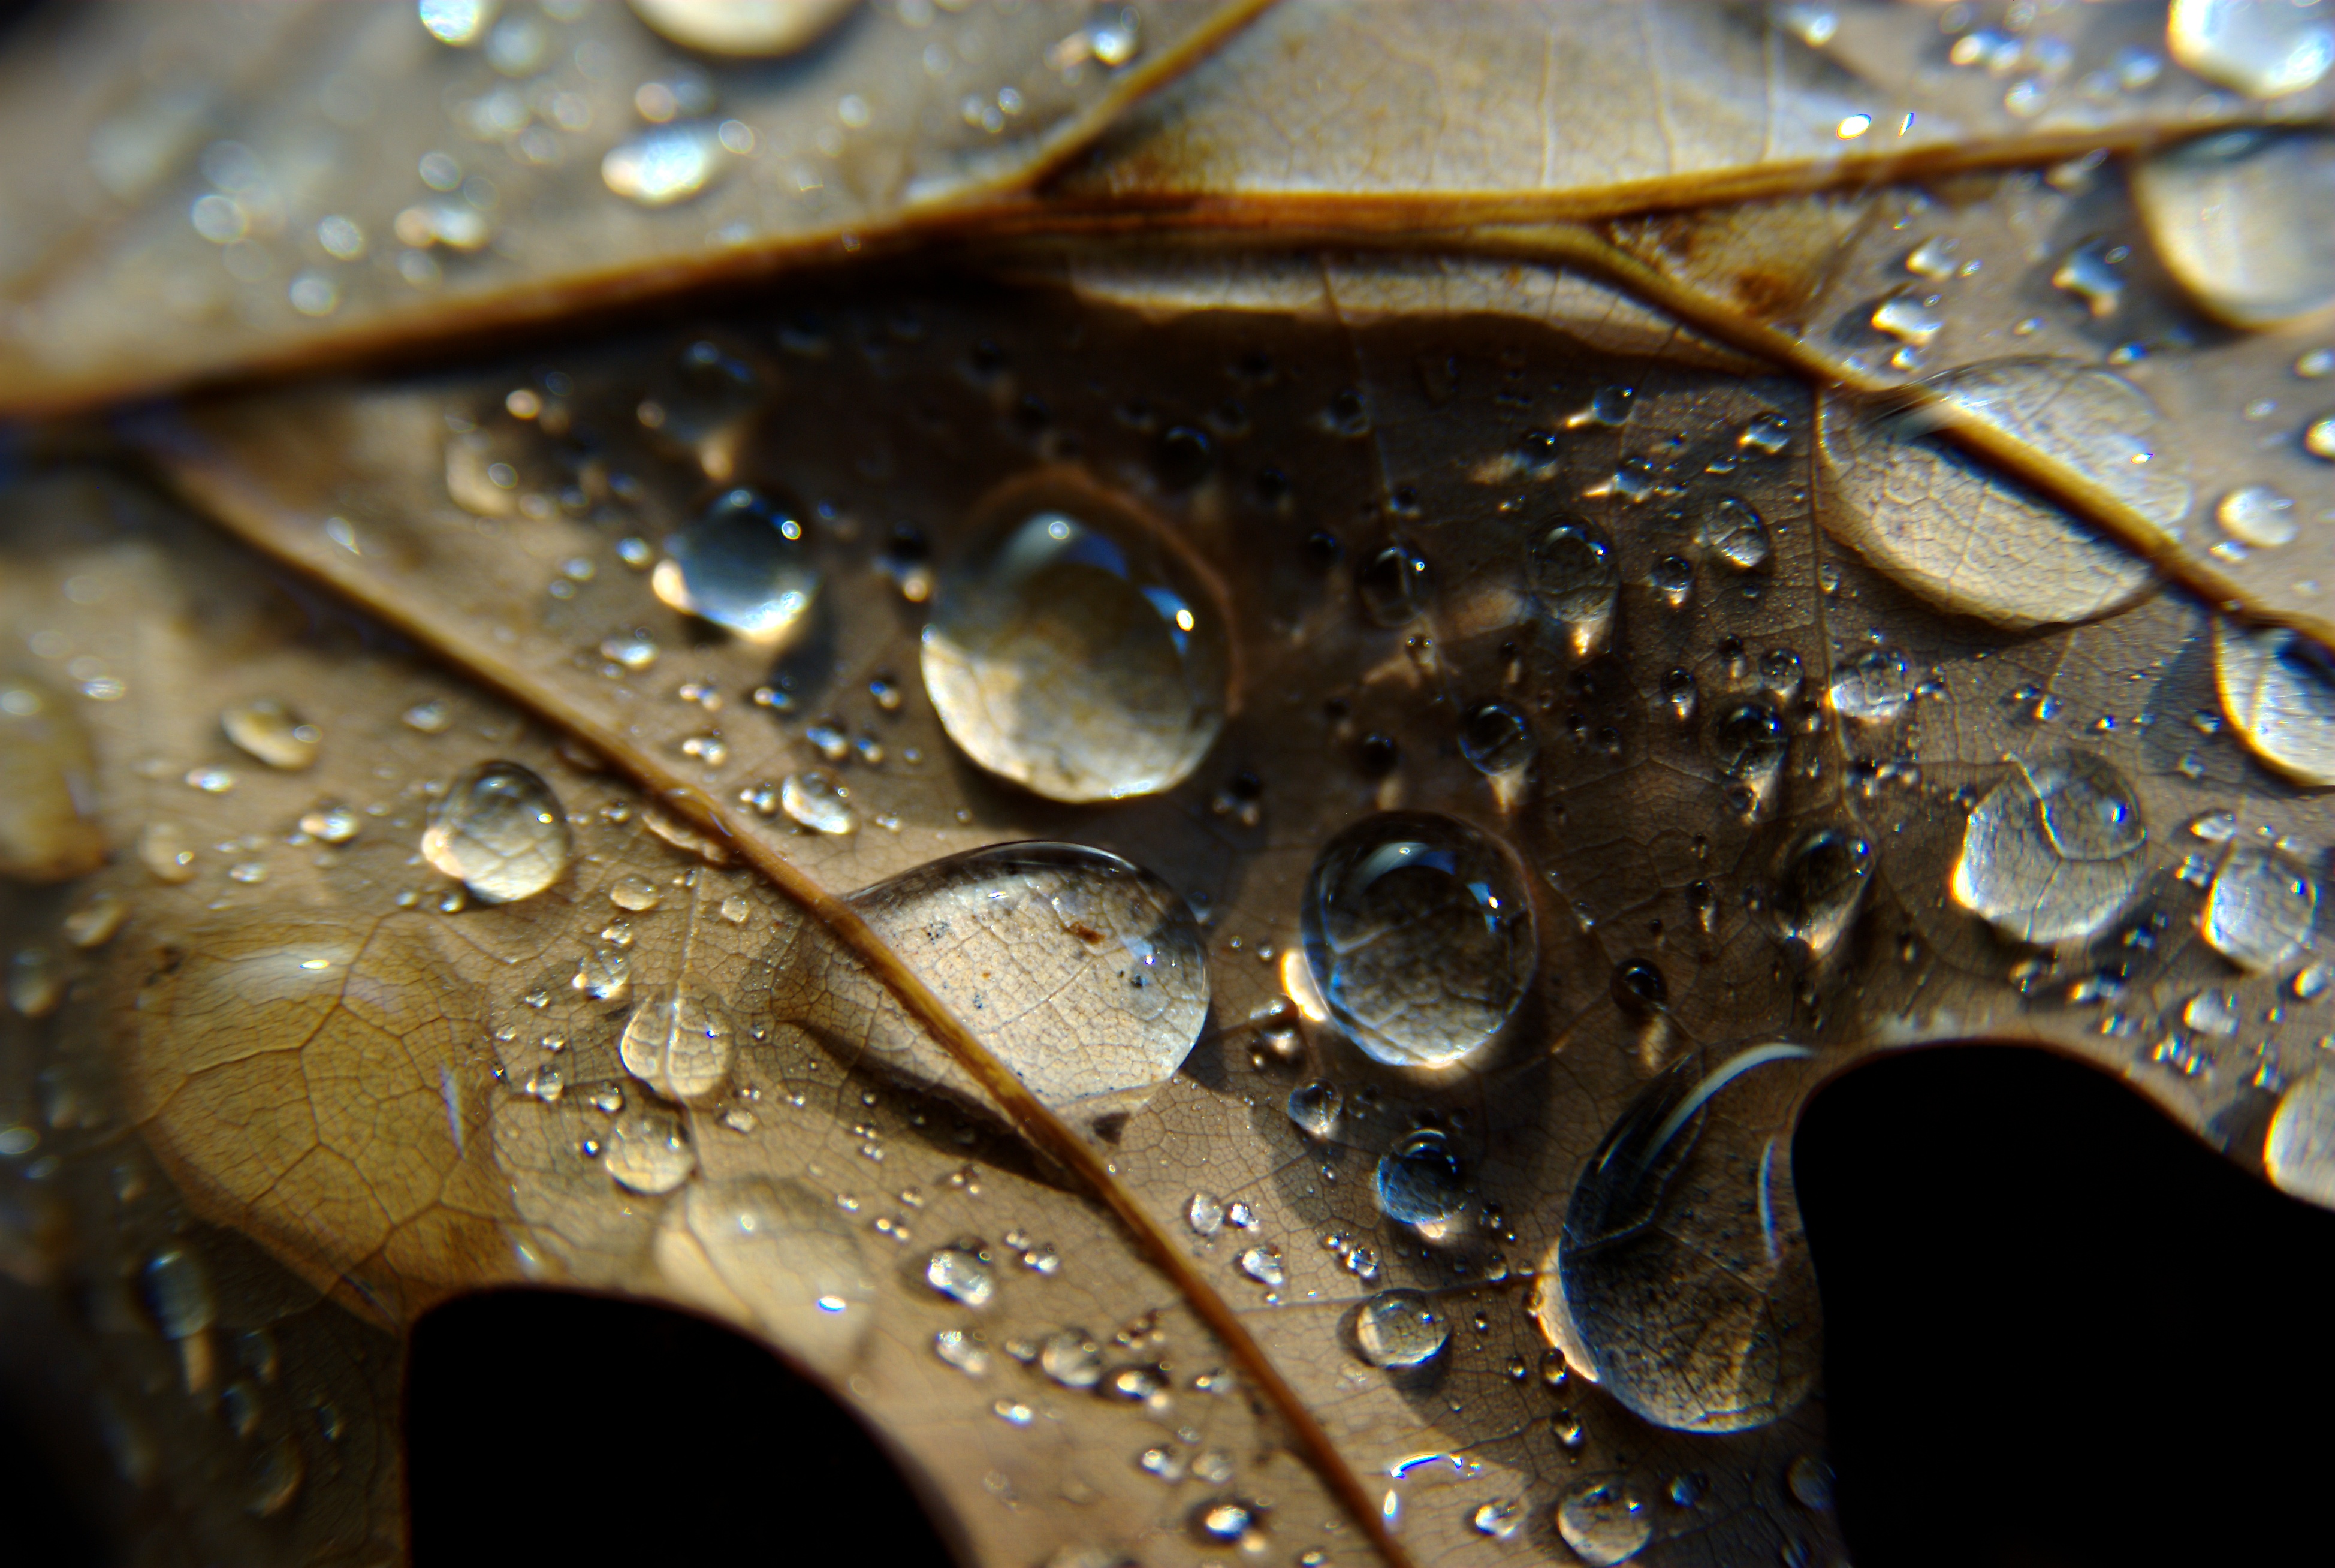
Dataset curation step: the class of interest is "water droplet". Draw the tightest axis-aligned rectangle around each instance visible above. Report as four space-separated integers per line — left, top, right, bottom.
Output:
652 489 819 644
779 770 855 835
143 1246 216 1340
1287 1080 1342 1139
1556 1477 1652 1566
0 673 105 882
1353 1288 1448 1368
1472 1498 1525 1540
933 1329 989 1376
2201 846 2318 971
627 0 856 56
1762 827 1874 961
921 487 1229 803
1357 545 1432 627
1554 1042 1820 1433
1871 292 1945 346
1237 1247 1284 1287
1459 701 1535 776
62 890 128 949
1531 518 1619 656
1787 1454 1836 1511
2215 621 2335 786
2216 483 2300 548
1818 370 2165 628
2268 1065 2335 1208
298 802 361 845
847 844 1208 1123
138 821 198 884
607 873 660 913
1739 411 1792 454
2167 0 2335 97
2135 128 2335 328
1953 753 2148 945
403 698 453 733
679 1177 871 1370
7 947 60 1019
220 699 319 771
1905 235 1961 279
602 121 729 207
1376 1129 1468 1237
1829 649 1912 723
605 1109 693 1193
620 985 737 1104
1187 1193 1226 1235
1610 959 1667 1014
421 761 572 903
1301 813 1535 1070
1710 700 1787 816
1040 1329 1103 1388
2052 239 2125 318
1649 554 1694 608
573 945 631 1003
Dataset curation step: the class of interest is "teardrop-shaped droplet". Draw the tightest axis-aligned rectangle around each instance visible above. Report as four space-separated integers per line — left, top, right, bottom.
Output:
221 698 321 771
920 483 1229 803
2167 0 2335 98
1529 518 1619 658
1556 1477 1652 1567
2201 846 2318 972
1816 375 2161 629
1829 649 1912 724
1762 827 1874 961
0 672 106 882
628 0 856 56
1353 1288 1448 1369
1287 1079 1342 1139
602 120 730 207
838 843 1208 1124
1375 1129 1468 1238
1300 812 1535 1069
1549 1042 1820 1433
619 984 737 1104
1459 701 1535 776
1952 753 2147 945
651 489 819 644
2215 620 2335 786
1710 699 1787 816
421 761 572 903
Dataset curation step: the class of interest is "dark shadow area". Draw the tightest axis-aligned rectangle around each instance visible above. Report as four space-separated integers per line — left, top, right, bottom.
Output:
408 1291 958 1567
1799 1045 2335 1568
0 1385 106 1567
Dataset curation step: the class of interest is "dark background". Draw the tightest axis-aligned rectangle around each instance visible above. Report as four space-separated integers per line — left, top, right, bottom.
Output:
5 1044 2329 1566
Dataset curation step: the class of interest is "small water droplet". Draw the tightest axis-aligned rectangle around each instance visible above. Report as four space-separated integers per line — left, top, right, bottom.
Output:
1353 1288 1448 1368
652 489 819 644
1301 813 1535 1069
1459 701 1535 776
779 770 855 835
1237 1247 1284 1287
2052 239 2125 318
220 699 320 771
1710 700 1787 816
1953 753 2147 945
1871 292 1946 346
1357 545 1432 627
921 487 1228 803
1610 958 1668 1015
1287 1080 1342 1139
420 761 571 904
2201 846 2318 971
62 889 127 949
927 1244 994 1307
1905 235 1960 279
619 985 737 1104
143 1246 215 1340
605 1109 693 1193
1787 1454 1836 1511
1763 827 1874 961
298 802 361 845
2216 483 2300 548
402 698 453 733
1739 411 1792 454
573 945 632 1003
602 120 730 207
1556 1477 1652 1566
1187 1192 1226 1235
8 946 61 1018
1829 649 1912 723
1376 1129 1468 1238
138 821 198 884
1530 518 1619 657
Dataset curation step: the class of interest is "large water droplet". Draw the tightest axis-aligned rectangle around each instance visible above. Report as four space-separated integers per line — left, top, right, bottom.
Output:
602 121 730 207
1829 649 1912 723
1301 812 1535 1070
1353 1288 1448 1368
2138 129 2335 328
0 672 105 882
2268 1065 2335 1209
671 1177 870 1373
1951 753 2147 945
844 843 1208 1123
1556 1477 1652 1566
620 985 737 1105
627 0 856 56
2201 846 2318 971
920 484 1229 803
1530 518 1619 657
2167 0 2335 98
1817 376 2159 629
1375 1129 1468 1238
1552 1042 1820 1433
1761 827 1874 961
2215 620 2335 786
421 761 572 903
221 698 320 771
651 489 818 644
605 1109 694 1193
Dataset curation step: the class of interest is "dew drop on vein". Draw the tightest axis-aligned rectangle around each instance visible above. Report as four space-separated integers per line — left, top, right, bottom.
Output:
1352 1288 1448 1369
1300 812 1535 1070
420 761 571 903
1547 1043 1820 1434
652 488 819 643
1951 752 2147 946
919 491 1229 803
2215 620 2335 786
